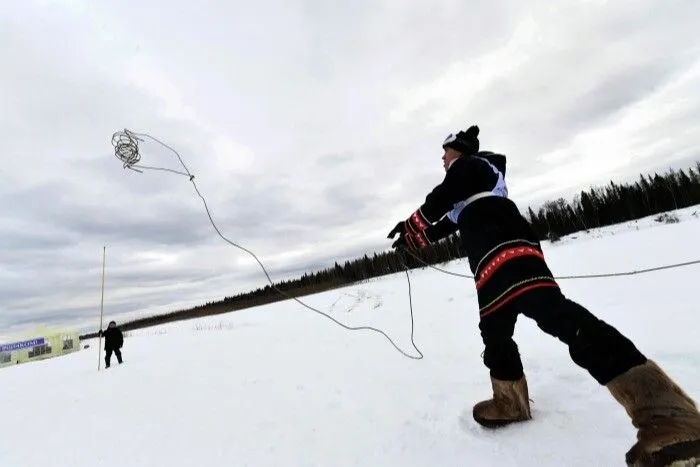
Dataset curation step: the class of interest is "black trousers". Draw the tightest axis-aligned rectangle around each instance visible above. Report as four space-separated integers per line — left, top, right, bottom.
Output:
478 285 647 385
105 347 122 367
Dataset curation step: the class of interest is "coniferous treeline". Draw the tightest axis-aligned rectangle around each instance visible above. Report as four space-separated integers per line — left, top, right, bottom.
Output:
80 162 700 339
526 162 700 241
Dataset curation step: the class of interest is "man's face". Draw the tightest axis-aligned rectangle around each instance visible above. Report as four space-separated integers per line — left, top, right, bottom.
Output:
442 148 461 171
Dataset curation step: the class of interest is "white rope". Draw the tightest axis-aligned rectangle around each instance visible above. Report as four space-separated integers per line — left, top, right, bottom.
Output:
110 129 424 360
404 246 700 279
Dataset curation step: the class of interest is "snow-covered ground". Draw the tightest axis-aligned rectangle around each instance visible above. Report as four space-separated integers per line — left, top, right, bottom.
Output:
1 207 700 467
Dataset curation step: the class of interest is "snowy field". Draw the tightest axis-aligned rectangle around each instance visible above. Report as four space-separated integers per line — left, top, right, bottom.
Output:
1 208 700 467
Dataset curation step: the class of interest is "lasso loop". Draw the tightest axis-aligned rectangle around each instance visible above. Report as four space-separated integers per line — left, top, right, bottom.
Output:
111 129 194 179
112 129 143 171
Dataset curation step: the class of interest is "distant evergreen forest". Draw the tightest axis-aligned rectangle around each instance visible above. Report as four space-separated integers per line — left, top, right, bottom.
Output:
80 161 700 338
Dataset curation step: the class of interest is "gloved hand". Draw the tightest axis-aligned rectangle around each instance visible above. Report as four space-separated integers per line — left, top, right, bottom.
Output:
387 209 432 251
387 221 430 251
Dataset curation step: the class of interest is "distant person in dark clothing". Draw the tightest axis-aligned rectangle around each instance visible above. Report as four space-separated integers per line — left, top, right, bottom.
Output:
98 321 123 368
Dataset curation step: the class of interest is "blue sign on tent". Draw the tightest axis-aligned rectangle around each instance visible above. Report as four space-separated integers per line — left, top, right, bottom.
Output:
0 338 45 353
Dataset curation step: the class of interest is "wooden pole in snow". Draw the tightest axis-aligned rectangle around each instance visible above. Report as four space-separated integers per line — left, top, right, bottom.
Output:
97 246 106 371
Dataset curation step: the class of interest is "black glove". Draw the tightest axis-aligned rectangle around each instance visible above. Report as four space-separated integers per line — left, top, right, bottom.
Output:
388 214 458 251
388 209 432 251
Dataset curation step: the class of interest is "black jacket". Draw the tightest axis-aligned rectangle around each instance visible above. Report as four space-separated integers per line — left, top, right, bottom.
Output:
100 327 124 350
418 151 541 274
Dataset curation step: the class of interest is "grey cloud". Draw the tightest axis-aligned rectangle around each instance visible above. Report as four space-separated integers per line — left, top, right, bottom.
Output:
2 0 700 336
1 296 96 333
416 2 700 146
0 223 76 252
558 62 681 129
323 182 375 218
1 178 212 250
315 154 355 168
466 62 682 161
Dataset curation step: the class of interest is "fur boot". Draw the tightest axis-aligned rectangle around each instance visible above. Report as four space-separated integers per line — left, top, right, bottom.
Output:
606 360 700 466
473 375 532 428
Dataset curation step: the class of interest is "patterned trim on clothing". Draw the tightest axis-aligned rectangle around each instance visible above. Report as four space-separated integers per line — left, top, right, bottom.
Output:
479 278 558 317
475 239 542 274
409 209 430 231
475 246 546 289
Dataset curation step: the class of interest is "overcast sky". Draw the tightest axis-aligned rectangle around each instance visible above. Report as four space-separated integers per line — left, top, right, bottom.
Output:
1 0 699 338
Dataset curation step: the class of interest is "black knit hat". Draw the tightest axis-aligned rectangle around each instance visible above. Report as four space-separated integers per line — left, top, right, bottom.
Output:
442 125 479 155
